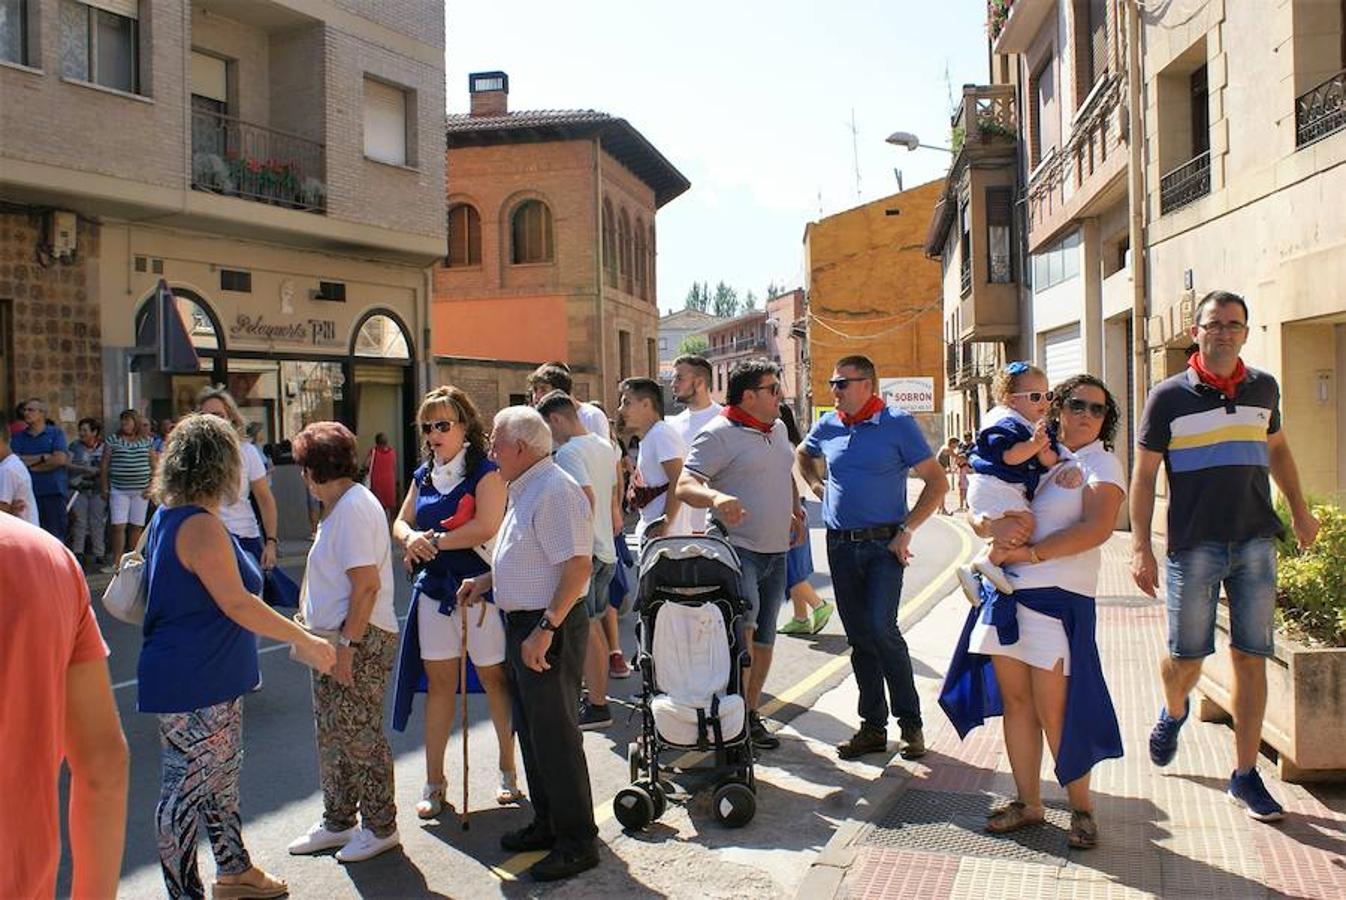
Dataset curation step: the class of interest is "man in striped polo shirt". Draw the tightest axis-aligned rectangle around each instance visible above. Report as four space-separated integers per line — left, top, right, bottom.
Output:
1130 290 1319 822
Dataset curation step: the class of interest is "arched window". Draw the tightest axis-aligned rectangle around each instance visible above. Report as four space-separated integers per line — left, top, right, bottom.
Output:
618 209 633 284
511 200 554 264
647 224 657 301
353 312 411 359
601 198 617 286
446 203 481 267
634 216 648 299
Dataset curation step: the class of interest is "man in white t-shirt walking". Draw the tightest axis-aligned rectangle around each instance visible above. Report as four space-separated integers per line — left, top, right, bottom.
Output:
528 362 611 440
539 391 623 731
0 419 39 526
618 377 686 543
665 354 721 534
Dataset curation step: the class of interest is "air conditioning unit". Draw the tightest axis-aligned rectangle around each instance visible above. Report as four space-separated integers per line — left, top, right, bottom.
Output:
49 210 78 260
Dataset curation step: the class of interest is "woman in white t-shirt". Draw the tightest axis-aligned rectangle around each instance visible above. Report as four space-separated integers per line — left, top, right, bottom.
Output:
941 374 1126 852
286 421 402 864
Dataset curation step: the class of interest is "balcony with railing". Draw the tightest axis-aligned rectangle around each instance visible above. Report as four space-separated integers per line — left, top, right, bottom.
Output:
191 109 327 213
953 84 1017 153
1159 151 1210 215
708 336 769 358
1296 69 1346 147
990 0 1055 54
946 340 998 390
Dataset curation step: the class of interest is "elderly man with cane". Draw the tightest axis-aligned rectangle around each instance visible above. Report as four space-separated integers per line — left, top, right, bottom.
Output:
456 406 599 882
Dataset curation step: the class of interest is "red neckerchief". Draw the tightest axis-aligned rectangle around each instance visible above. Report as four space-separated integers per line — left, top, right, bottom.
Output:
1188 353 1247 400
722 405 773 434
837 394 885 427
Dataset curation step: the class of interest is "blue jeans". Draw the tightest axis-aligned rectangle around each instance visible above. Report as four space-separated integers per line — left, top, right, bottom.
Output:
36 493 68 542
825 535 921 729
1166 538 1277 658
737 548 787 646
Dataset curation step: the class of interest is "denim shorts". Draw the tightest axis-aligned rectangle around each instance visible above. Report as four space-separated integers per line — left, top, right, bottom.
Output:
582 561 617 620
737 547 787 646
1165 538 1277 658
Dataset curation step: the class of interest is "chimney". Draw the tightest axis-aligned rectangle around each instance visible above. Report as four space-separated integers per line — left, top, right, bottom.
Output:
469 71 509 117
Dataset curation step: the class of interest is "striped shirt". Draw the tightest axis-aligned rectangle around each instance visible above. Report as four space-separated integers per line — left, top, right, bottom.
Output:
104 434 154 490
1138 366 1283 552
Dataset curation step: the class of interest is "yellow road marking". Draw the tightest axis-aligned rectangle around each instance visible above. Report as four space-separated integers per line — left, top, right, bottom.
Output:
491 516 974 879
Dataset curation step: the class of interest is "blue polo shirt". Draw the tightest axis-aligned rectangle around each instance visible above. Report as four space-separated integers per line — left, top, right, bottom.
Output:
10 424 68 498
802 403 933 530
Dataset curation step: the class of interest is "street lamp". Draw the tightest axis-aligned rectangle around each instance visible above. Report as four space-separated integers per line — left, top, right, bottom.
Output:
885 131 954 154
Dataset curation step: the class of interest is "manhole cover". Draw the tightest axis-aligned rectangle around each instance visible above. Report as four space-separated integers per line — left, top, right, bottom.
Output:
858 789 1071 866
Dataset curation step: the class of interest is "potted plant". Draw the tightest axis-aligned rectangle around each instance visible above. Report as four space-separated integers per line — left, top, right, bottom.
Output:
1196 501 1346 781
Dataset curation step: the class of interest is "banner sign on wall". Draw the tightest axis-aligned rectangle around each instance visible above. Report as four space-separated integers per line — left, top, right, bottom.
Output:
880 377 935 413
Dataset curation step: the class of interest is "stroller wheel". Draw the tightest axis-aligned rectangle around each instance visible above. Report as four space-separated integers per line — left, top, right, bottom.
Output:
712 781 756 828
639 780 668 820
614 784 655 831
627 742 645 784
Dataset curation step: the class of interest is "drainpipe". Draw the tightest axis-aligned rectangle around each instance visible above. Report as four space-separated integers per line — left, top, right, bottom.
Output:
593 138 609 407
1126 0 1149 451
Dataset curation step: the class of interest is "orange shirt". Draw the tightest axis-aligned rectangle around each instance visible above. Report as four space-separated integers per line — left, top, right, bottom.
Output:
0 515 109 898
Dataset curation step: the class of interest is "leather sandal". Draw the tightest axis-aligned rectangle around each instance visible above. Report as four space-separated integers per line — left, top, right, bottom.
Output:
984 800 1045 834
1068 809 1098 849
212 867 288 899
496 769 524 805
416 781 446 819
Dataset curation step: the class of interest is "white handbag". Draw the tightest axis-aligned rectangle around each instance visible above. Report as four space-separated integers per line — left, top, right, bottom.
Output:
101 522 150 625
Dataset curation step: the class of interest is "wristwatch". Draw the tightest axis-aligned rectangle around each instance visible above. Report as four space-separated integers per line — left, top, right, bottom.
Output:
338 634 361 648
537 614 560 633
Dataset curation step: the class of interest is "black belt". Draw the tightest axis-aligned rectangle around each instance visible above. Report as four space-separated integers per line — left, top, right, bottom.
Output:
827 524 902 542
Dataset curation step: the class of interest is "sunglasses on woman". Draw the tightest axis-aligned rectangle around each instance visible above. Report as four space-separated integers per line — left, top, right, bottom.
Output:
1010 390 1054 403
420 419 457 434
1064 397 1107 418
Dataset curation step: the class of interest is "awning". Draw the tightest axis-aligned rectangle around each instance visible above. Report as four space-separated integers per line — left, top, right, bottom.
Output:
132 279 201 373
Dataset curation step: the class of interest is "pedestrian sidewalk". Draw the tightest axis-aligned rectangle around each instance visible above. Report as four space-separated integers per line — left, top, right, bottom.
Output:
800 534 1346 900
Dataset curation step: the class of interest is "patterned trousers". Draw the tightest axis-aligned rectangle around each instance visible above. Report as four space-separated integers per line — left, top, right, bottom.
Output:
312 625 398 837
155 699 251 900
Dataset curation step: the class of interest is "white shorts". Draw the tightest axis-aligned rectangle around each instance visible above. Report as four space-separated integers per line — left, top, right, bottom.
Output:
109 489 149 526
968 604 1071 675
966 474 1031 521
417 595 506 666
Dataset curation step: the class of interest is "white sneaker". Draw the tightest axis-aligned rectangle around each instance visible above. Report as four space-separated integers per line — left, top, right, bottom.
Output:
335 827 401 863
956 564 982 606
973 556 1015 594
287 821 357 855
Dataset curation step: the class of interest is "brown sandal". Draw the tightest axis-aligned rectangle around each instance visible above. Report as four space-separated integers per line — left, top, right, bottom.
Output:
213 867 288 899
1068 809 1098 849
984 800 1045 834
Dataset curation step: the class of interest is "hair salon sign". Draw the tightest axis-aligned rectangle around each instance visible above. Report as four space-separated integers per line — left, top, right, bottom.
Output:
228 314 342 347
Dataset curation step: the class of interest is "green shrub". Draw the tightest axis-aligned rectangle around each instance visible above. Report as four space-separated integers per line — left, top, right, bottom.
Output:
1276 502 1346 647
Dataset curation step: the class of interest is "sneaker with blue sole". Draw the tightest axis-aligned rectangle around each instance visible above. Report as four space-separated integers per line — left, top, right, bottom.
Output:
1148 700 1189 766
1228 768 1285 822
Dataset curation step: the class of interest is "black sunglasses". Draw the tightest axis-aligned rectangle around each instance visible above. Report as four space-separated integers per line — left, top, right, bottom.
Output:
828 376 866 389
748 382 782 395
420 419 458 435
1065 397 1108 419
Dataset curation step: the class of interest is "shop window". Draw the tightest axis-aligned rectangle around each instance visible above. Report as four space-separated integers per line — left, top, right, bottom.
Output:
174 294 219 352
511 199 553 265
1 0 28 66
354 313 410 359
363 76 409 166
447 203 481 267
61 0 141 95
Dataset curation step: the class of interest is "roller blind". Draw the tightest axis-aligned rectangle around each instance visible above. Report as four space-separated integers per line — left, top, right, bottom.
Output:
1043 325 1083 387
363 78 407 166
190 52 227 103
82 0 138 19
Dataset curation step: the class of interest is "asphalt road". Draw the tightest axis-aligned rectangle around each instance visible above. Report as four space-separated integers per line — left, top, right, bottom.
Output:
58 496 973 898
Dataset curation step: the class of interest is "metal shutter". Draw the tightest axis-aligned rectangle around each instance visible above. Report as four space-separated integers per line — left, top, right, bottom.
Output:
190 52 227 103
363 78 406 166
1043 324 1083 387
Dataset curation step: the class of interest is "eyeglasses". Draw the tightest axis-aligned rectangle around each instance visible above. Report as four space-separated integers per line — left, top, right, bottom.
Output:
1010 390 1054 403
748 382 782 396
1064 397 1108 419
1197 320 1248 335
827 377 866 389
420 419 458 435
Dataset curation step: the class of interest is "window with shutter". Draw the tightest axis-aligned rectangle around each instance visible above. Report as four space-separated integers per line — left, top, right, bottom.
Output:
363 77 407 166
447 204 481 267
602 199 617 285
61 0 139 93
511 200 553 265
986 188 1014 284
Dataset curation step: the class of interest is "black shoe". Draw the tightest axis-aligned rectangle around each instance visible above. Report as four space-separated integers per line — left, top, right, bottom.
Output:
529 846 600 881
749 711 780 750
899 722 926 760
578 700 613 731
499 821 555 853
837 723 888 760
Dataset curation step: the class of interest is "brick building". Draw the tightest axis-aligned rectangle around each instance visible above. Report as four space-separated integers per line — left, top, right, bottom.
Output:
433 72 690 415
0 0 445 502
804 182 945 444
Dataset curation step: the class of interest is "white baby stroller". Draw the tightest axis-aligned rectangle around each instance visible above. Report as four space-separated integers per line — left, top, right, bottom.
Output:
614 529 758 830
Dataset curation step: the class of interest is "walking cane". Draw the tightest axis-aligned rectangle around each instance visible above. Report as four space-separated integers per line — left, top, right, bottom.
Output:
459 600 470 831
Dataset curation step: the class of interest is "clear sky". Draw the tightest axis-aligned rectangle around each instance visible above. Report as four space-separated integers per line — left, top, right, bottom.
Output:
444 0 989 315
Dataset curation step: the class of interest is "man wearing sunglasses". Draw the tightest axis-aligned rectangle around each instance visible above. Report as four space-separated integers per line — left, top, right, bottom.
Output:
1132 290 1319 823
795 355 947 761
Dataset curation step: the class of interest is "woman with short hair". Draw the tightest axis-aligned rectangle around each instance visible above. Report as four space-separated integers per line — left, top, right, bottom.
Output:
139 414 335 900
286 422 402 864
390 386 520 815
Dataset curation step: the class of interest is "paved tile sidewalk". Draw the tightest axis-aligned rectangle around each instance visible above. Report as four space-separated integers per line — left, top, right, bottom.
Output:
809 534 1346 900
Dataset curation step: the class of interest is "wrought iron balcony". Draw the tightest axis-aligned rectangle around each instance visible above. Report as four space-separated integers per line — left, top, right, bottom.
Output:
946 340 997 389
1296 69 1345 147
1159 151 1210 215
708 337 769 358
190 109 327 212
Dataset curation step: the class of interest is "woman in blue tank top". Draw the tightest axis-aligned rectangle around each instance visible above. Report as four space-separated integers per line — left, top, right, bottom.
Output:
390 386 519 817
139 414 334 900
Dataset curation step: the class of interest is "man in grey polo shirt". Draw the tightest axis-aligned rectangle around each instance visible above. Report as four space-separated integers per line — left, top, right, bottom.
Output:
676 358 802 751
457 406 597 882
